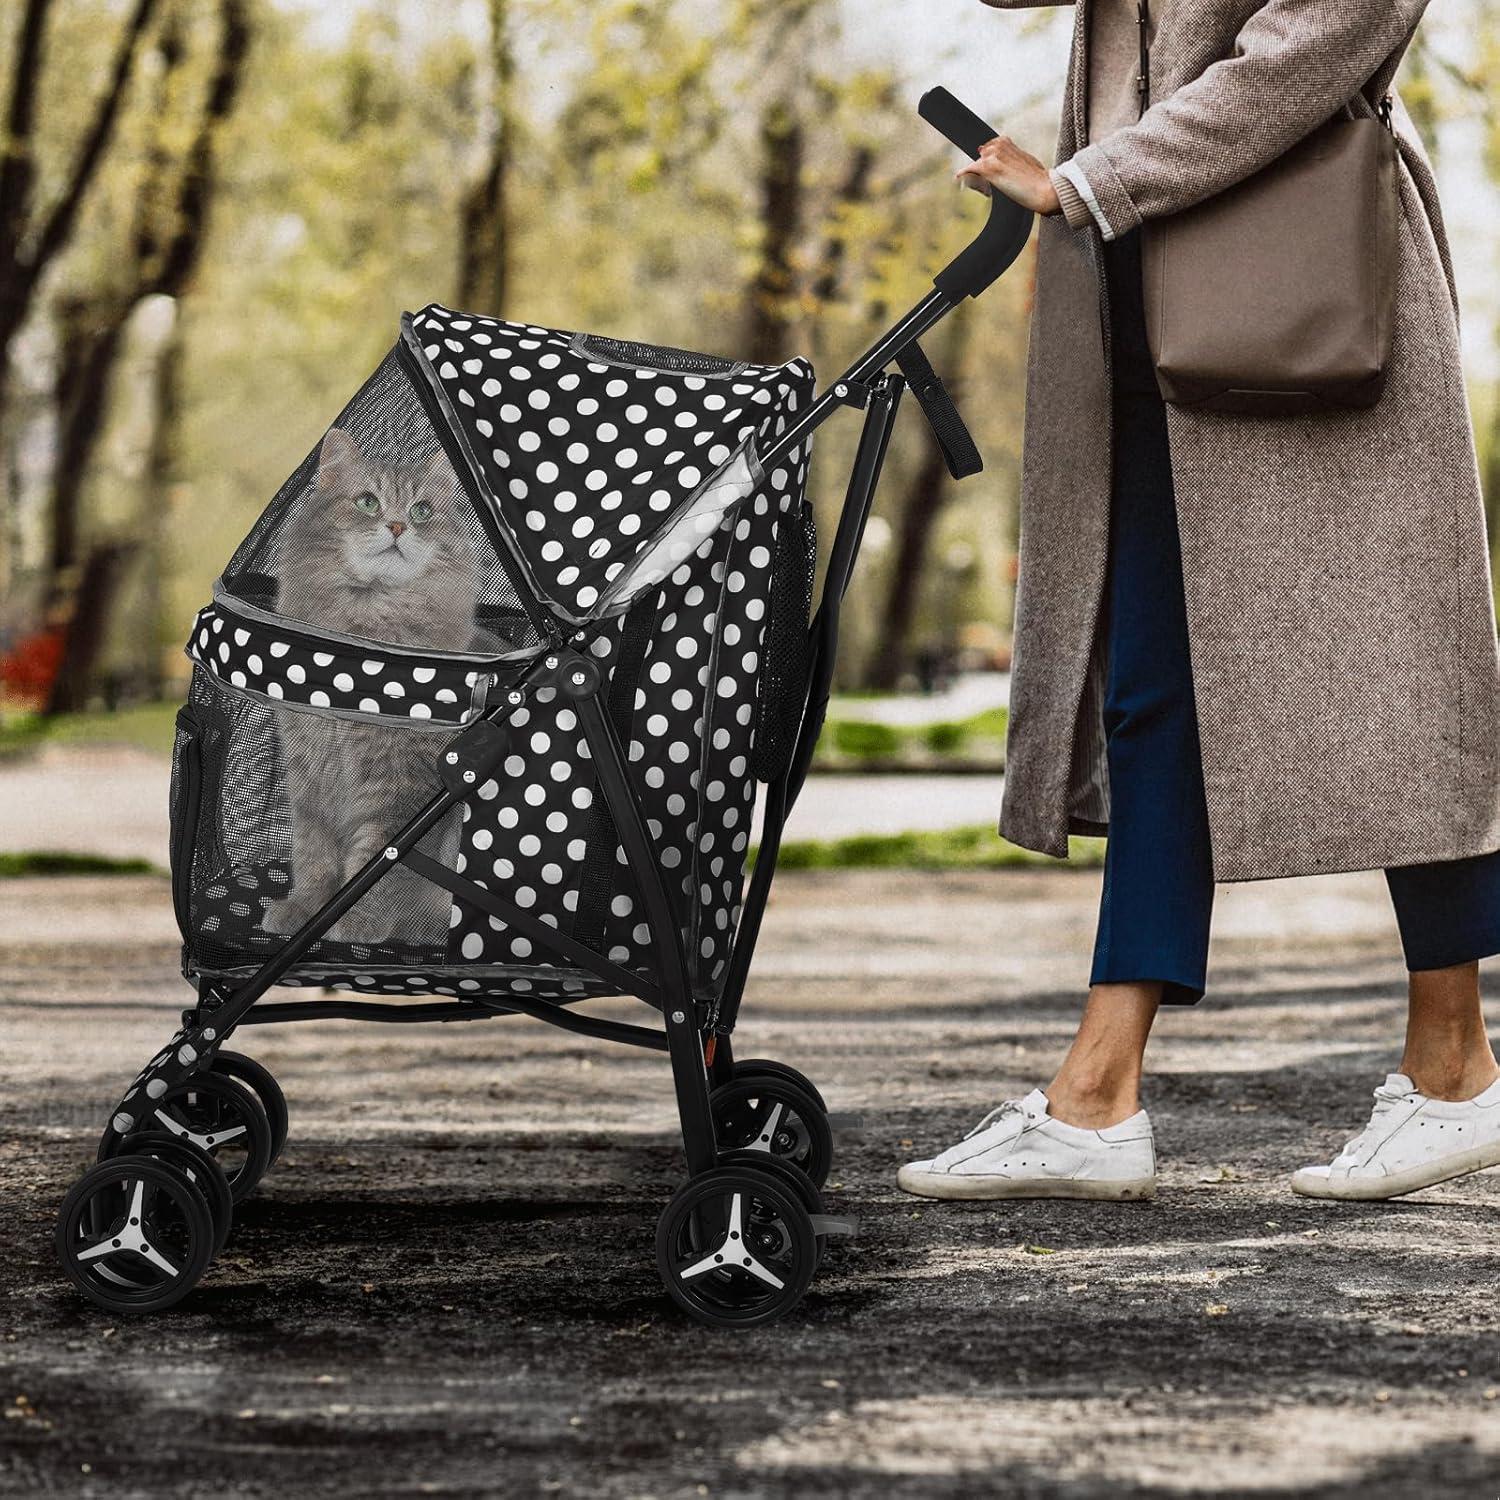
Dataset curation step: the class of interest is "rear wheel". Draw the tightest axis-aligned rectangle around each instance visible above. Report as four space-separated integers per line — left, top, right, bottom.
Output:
731 1058 827 1113
57 1156 215 1313
710 1075 833 1189
656 1165 817 1328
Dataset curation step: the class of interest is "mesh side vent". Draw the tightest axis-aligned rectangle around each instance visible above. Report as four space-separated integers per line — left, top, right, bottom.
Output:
570 332 742 377
750 502 817 783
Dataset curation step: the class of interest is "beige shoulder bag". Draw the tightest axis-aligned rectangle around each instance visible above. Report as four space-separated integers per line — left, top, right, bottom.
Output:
1134 2 1400 415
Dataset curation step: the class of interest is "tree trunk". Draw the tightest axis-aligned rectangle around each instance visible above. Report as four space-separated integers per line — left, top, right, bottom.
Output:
456 0 513 316
744 96 804 365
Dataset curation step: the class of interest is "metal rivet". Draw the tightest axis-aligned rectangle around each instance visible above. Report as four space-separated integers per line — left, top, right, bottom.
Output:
671 1010 686 1024
834 383 848 397
462 770 476 783
445 752 459 764
384 846 399 860
507 691 523 705
544 656 559 669
202 1027 216 1041
571 671 587 686
112 1113 134 1134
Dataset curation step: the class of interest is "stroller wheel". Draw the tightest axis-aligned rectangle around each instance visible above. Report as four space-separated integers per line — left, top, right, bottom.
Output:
710 1075 833 1190
99 1073 272 1205
109 1130 234 1255
57 1155 215 1313
730 1058 828 1114
209 1051 288 1167
716 1148 828 1266
656 1165 817 1328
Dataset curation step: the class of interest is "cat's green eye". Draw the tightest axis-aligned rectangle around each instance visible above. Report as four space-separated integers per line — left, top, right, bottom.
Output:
409 499 434 524
353 492 380 514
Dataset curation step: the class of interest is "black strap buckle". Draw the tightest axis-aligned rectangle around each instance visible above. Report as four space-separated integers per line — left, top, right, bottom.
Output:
894 343 984 480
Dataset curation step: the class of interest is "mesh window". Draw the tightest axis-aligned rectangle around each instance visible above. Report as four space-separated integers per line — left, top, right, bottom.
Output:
177 667 462 974
221 347 541 656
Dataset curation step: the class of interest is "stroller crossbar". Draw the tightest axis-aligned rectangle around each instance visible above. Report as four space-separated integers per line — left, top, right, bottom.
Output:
58 88 1031 1327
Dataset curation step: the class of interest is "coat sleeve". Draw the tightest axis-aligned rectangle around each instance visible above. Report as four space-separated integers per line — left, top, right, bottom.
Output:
1055 0 1427 241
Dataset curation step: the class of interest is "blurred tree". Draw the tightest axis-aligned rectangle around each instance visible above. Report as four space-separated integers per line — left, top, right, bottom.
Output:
44 0 252 712
0 0 159 426
455 0 515 316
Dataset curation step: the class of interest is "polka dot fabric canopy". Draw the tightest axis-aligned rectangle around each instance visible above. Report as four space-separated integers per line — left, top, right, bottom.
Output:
408 304 814 626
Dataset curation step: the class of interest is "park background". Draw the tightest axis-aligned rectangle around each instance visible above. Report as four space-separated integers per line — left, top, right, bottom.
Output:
6 5 1500 1497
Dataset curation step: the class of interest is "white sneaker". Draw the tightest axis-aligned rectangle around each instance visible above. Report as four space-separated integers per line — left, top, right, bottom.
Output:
896 1088 1156 1201
1291 1072 1500 1202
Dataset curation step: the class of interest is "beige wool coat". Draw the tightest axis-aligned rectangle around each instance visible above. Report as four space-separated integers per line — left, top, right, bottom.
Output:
985 0 1500 882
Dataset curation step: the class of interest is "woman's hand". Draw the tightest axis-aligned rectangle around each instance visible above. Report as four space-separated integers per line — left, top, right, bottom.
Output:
957 136 1061 216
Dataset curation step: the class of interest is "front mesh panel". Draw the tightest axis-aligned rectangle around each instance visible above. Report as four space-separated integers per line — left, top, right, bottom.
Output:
221 348 540 655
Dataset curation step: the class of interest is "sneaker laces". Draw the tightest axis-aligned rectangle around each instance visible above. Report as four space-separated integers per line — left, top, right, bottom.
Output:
965 1097 1034 1139
1337 1078 1413 1162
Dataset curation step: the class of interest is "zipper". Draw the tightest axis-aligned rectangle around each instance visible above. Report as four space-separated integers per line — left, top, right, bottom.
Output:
395 318 563 648
171 705 204 941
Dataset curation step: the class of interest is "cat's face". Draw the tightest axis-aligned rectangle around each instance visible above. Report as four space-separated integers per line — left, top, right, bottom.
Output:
303 427 469 589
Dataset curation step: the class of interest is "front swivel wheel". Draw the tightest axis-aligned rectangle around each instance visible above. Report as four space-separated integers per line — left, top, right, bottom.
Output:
57 1155 216 1313
656 1165 818 1328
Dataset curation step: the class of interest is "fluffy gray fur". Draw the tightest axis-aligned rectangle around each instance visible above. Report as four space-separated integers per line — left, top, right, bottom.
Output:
262 427 478 947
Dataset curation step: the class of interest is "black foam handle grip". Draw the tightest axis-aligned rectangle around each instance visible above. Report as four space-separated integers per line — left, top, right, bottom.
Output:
918 87 1000 160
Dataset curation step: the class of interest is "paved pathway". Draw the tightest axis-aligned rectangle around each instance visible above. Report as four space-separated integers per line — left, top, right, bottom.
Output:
4 866 1499 1496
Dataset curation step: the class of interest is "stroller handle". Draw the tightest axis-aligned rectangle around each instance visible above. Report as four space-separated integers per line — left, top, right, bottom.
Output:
919 86 1035 301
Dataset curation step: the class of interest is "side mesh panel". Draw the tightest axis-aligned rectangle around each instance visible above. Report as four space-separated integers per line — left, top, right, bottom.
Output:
220 347 540 656
749 498 816 782
177 667 462 974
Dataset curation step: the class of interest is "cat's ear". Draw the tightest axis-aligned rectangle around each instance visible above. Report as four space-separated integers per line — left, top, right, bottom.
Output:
317 427 367 489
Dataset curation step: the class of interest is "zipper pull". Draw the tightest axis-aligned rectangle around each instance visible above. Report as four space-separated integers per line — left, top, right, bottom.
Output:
1377 94 1394 131
1136 0 1152 119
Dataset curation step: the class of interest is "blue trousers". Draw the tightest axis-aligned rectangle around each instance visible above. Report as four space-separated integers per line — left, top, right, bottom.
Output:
1091 230 1500 1004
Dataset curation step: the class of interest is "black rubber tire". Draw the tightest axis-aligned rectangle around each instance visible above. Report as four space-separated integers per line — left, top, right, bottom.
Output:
731 1058 828 1113
710 1075 833 1189
111 1130 234 1255
57 1155 215 1314
209 1051 288 1168
99 1072 273 1204
655 1165 817 1329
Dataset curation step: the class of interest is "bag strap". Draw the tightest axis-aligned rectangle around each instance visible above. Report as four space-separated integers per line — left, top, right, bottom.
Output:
893 342 983 480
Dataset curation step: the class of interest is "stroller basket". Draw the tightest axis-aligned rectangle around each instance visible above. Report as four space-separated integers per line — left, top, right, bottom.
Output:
60 88 1033 1328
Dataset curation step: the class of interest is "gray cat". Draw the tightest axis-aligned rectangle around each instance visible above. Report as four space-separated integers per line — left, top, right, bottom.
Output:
261 426 479 947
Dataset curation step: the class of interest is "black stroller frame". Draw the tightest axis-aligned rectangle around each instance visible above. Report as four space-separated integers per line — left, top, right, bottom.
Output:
57 91 1032 1327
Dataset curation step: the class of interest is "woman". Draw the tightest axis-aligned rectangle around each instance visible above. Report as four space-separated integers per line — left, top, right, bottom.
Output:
900 0 1500 1203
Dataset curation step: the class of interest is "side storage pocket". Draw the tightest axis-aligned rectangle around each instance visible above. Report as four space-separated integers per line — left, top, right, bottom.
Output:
168 705 206 943
749 500 817 782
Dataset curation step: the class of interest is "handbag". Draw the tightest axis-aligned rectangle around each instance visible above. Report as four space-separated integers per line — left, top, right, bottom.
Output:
1132 2 1400 415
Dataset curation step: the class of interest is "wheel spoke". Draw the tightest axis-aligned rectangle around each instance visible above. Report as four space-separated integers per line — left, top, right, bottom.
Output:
678 1249 727 1281
737 1252 786 1291
746 1102 784 1153
133 1237 181 1278
127 1178 146 1223
75 1237 122 1263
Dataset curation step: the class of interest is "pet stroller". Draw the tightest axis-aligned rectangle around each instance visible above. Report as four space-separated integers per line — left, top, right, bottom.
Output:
57 91 1031 1327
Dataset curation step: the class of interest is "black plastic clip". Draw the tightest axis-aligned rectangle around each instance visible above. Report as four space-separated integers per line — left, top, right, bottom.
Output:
829 377 873 411
438 718 510 796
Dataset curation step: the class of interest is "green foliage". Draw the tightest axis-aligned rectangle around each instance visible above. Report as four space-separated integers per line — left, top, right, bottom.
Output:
830 718 901 758
0 850 159 877
762 826 1105 871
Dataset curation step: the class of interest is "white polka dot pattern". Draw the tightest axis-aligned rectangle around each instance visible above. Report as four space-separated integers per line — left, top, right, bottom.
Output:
186 601 508 727
410 304 813 624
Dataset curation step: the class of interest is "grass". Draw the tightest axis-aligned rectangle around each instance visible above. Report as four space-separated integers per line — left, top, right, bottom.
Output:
816 703 1008 766
0 850 161 878
0 702 179 759
763 826 1106 872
